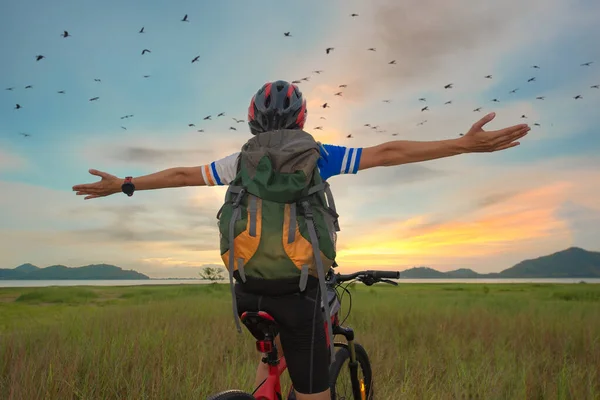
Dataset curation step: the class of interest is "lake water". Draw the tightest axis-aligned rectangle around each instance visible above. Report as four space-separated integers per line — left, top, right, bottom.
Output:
1 278 599 288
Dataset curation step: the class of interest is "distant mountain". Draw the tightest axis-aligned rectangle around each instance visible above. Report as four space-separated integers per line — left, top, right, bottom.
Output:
15 263 40 273
398 247 600 279
498 247 600 278
0 264 149 280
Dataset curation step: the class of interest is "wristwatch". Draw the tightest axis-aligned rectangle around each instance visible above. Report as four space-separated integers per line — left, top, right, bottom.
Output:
121 176 135 197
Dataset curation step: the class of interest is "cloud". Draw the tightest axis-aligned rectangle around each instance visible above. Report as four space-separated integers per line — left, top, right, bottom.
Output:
0 148 28 171
107 146 212 164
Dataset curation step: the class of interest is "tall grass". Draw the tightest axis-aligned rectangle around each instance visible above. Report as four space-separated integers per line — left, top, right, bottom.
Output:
1 283 599 399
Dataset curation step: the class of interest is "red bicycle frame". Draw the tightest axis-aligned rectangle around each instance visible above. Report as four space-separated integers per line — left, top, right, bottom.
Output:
243 310 338 400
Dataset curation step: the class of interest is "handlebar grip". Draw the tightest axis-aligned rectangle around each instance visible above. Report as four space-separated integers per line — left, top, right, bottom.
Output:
370 270 400 279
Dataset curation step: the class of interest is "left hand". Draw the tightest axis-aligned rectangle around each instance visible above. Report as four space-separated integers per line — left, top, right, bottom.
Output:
460 112 530 153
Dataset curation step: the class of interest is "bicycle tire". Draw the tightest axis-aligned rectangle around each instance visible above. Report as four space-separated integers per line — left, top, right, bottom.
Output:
207 389 256 400
329 343 373 400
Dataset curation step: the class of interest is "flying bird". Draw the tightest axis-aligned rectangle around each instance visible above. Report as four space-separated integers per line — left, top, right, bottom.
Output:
35 55 45 61
367 48 376 51
521 115 527 118
203 115 212 120
284 32 291 37
444 83 453 89
383 99 391 103
388 60 396 64
191 55 200 63
536 96 545 100
232 118 244 123
574 95 582 99
417 120 427 126
57 90 65 94
591 85 599 89
418 98 426 102
509 88 518 93
217 112 225 117
89 97 99 101
181 14 189 22
534 123 541 127
484 75 492 79
314 126 323 130
319 117 326 120
229 127 237 131
197 129 204 133
61 31 71 38
339 84 347 88
291 80 301 84
350 13 359 17
143 75 150 78
25 85 33 89
188 123 195 127
142 49 151 55
364 124 370 127
531 65 540 69
473 107 482 112
94 78 101 82
580 62 593 66
15 104 22 109
421 106 429 112
346 134 353 138
392 133 399 136
444 100 452 105
19 132 31 137
491 98 500 102
121 126 127 130
334 92 342 96
5 87 14 91
139 27 144 33
527 77 536 82
322 103 329 108
301 77 310 81
313 70 323 74
326 47 334 54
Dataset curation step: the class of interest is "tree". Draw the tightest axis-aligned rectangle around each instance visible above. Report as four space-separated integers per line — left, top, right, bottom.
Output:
199 266 225 281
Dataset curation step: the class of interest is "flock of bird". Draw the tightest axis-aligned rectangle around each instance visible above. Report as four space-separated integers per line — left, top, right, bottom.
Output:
3 11 599 141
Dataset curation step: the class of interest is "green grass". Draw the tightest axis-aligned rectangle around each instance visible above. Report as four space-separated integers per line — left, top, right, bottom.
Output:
1 283 599 399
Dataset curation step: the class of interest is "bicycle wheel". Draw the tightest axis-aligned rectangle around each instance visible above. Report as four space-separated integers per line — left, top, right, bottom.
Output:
207 389 255 400
329 343 373 400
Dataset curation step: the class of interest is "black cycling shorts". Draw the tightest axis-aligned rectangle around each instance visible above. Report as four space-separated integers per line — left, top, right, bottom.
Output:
235 281 330 395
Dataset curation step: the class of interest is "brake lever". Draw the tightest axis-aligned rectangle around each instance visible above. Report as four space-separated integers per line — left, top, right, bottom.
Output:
380 278 398 286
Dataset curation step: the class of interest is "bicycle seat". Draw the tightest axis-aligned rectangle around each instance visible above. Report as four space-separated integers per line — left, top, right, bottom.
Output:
240 311 280 340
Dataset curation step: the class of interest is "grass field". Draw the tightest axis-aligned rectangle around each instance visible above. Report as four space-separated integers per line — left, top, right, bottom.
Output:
1 282 599 400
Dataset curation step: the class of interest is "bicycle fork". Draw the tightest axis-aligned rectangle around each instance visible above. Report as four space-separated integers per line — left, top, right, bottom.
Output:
333 325 366 400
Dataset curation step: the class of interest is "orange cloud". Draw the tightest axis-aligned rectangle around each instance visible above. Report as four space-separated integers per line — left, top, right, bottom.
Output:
335 182 574 270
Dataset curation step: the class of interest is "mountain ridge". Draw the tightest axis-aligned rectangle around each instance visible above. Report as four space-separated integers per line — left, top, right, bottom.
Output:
0 264 149 280
1 247 599 280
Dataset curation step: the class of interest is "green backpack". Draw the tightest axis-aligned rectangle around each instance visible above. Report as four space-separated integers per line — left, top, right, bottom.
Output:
216 129 340 359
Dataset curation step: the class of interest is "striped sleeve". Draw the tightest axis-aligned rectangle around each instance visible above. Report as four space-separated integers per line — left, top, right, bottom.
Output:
201 152 239 186
317 144 363 181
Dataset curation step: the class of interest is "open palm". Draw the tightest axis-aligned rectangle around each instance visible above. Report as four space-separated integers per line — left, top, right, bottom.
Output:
461 112 530 153
72 169 121 200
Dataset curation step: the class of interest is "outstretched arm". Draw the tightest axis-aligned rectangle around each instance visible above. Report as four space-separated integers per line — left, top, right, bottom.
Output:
359 112 530 170
72 167 207 200
73 153 239 200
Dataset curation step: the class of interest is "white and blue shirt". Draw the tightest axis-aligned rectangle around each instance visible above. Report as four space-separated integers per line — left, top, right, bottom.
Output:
201 144 363 186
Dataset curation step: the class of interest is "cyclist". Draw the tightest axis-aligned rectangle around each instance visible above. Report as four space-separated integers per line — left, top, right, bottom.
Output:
72 80 530 400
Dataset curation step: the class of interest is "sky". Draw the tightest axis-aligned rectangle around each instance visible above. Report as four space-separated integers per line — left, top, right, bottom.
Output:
1 0 599 278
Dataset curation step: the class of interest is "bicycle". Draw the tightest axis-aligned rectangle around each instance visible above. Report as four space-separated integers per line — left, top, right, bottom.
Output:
208 269 400 400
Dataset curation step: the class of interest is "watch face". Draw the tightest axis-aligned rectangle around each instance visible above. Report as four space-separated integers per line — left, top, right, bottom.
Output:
122 183 134 195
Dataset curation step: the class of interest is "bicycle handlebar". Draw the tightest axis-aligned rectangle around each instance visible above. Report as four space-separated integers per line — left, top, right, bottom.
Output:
330 269 400 285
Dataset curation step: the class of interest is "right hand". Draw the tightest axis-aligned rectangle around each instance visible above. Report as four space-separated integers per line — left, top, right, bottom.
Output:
72 169 122 200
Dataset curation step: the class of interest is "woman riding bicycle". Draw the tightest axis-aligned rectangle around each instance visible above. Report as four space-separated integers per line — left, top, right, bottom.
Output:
72 80 530 400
